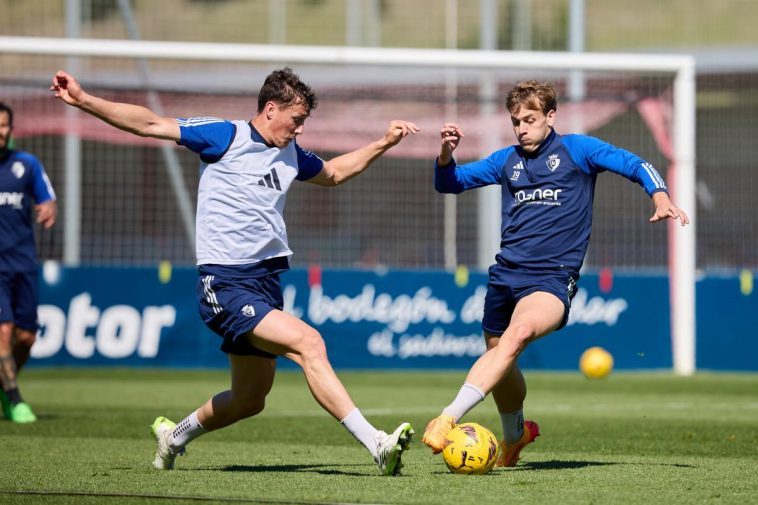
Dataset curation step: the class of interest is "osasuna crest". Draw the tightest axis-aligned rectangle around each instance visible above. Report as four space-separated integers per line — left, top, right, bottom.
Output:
241 304 256 317
12 161 25 179
546 154 561 172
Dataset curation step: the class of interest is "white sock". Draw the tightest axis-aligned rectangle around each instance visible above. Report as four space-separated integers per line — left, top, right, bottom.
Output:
500 409 524 444
341 408 379 458
340 407 379 457
170 410 207 450
442 382 486 422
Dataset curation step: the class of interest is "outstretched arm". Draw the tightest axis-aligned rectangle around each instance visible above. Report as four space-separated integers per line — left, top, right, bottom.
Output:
650 191 689 226
307 120 419 187
50 70 180 141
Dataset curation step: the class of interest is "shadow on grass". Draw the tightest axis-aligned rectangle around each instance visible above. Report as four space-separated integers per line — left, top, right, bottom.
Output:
195 464 375 477
519 460 618 471
518 460 696 471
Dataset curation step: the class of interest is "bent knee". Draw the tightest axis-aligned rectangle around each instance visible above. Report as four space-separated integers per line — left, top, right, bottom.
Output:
499 323 537 355
292 328 328 361
231 397 266 420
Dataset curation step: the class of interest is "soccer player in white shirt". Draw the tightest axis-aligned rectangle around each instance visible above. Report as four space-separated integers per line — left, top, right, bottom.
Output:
51 67 419 476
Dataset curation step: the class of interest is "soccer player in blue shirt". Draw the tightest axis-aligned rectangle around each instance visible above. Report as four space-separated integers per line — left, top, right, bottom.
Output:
422 80 689 466
51 68 418 475
0 101 57 423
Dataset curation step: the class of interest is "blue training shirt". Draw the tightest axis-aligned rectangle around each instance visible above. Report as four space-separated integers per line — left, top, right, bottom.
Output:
434 129 668 273
0 150 56 272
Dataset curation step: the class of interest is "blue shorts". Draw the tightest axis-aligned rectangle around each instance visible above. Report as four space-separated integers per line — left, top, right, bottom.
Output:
196 271 284 358
0 270 39 332
482 262 578 336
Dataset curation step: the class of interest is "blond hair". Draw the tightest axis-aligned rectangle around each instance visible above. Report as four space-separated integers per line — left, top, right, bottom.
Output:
505 80 557 115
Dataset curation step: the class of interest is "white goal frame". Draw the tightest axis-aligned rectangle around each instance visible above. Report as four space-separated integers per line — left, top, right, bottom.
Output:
0 36 696 375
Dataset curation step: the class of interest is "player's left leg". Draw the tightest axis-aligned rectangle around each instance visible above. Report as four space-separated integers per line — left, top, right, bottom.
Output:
251 310 413 475
423 292 563 452
197 353 276 431
487 293 564 465
488 360 540 467
0 321 16 419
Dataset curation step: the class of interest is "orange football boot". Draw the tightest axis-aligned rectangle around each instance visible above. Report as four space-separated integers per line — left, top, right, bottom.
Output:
421 414 455 454
496 420 540 467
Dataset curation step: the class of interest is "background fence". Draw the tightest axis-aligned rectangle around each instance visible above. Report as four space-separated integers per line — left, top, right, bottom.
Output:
2 0 755 273
1 0 756 373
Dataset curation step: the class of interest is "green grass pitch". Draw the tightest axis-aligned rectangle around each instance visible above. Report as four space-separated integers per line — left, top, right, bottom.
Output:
1 368 757 504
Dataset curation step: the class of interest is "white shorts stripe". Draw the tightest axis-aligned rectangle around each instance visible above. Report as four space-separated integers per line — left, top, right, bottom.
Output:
202 275 223 314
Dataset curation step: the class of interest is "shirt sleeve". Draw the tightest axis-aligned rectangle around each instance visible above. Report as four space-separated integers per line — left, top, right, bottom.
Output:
563 134 668 196
177 118 237 163
28 156 56 204
434 147 512 194
294 142 325 181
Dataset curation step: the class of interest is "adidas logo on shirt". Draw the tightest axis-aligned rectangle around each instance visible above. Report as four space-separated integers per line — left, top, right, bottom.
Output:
258 168 282 191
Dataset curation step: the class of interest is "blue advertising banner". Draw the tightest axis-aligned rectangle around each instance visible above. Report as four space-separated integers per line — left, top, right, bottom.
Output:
30 265 756 371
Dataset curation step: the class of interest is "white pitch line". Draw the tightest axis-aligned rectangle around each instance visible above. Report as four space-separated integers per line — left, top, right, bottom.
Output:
261 401 758 418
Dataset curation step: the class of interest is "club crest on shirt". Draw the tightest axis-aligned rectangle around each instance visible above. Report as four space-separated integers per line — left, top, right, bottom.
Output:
546 154 561 172
12 161 25 179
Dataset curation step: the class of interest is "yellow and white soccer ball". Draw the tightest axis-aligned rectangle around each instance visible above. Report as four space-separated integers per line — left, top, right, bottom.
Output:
579 346 614 379
441 422 499 475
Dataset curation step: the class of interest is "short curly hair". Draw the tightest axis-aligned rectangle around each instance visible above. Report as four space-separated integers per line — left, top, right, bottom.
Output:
257 67 318 114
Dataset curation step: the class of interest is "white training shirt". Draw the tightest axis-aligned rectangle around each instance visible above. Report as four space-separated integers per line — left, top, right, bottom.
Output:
177 118 323 266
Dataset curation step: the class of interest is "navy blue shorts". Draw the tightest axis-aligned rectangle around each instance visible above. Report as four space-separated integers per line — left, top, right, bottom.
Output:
0 270 39 332
482 263 578 336
196 271 283 358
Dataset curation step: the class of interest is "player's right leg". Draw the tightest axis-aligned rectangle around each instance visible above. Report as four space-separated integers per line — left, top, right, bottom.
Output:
0 321 35 423
0 271 41 423
12 327 36 372
151 354 276 470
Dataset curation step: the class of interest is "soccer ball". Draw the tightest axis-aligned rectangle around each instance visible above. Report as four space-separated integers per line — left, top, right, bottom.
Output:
441 422 499 475
579 346 614 379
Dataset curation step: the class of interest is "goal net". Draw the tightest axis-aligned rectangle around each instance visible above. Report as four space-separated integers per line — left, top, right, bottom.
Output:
0 37 695 372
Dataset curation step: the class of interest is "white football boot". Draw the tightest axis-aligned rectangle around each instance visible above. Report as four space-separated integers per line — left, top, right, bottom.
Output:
374 422 414 476
150 416 186 470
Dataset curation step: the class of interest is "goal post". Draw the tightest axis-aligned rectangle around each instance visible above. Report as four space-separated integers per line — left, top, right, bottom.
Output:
0 36 696 375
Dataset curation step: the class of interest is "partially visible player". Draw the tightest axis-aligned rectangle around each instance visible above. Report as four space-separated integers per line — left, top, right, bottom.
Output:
51 68 418 475
0 101 57 423
422 80 689 466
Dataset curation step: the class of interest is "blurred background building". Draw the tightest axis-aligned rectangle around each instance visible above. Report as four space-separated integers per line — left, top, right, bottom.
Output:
2 0 756 273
